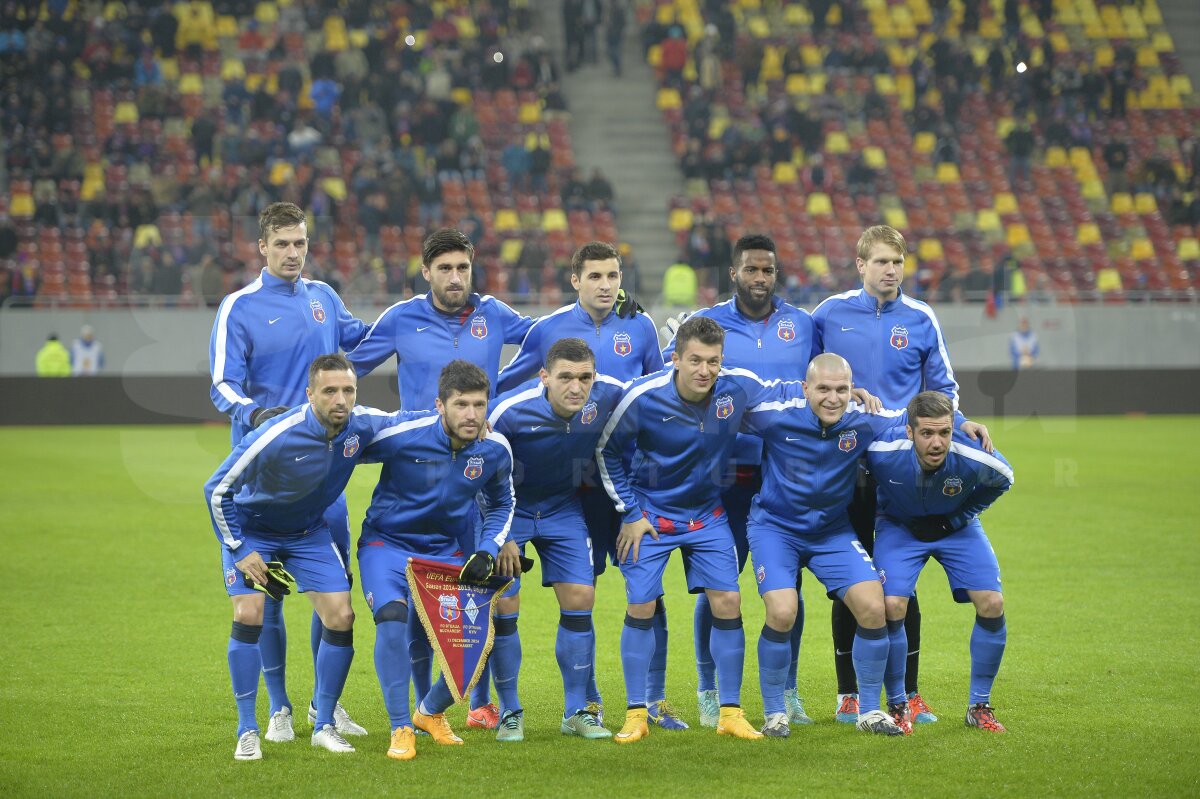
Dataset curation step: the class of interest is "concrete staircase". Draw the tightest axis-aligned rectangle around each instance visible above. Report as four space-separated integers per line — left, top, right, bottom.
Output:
1157 0 1200 92
531 0 682 296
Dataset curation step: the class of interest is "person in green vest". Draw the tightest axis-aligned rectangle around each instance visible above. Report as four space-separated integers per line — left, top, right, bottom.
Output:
36 333 72 377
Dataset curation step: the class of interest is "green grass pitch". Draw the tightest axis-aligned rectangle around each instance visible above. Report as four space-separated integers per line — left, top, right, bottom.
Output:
1 416 1196 796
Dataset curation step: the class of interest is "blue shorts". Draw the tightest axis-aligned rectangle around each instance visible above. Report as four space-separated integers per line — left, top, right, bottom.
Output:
721 466 761 573
502 502 594 597
580 485 620 576
873 517 1002 602
357 538 463 616
747 518 879 600
221 524 350 597
620 508 740 605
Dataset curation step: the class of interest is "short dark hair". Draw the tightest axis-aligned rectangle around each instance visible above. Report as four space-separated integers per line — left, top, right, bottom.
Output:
422 228 474 265
733 234 777 266
438 359 489 401
545 337 596 369
570 241 621 277
308 353 354 387
259 202 307 243
674 315 725 355
906 391 954 423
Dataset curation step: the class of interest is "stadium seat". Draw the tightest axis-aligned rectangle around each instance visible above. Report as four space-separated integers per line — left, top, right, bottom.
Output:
1110 193 1134 214
668 207 693 232
806 193 833 215
1076 223 1102 245
1134 193 1158 214
804 254 830 277
1178 239 1200 260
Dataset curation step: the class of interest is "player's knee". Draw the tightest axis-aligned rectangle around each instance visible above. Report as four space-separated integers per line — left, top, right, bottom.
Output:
973 591 1004 618
626 600 656 620
323 606 355 631
707 590 741 619
373 600 409 625
765 606 796 631
497 594 521 615
232 596 264 626
885 595 909 621
556 583 595 611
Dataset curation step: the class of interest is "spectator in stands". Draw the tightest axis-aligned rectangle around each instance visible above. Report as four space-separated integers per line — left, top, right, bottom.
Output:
36 333 72 377
662 256 698 308
502 139 531 192
934 125 961 166
416 162 443 230
659 26 688 88
1079 62 1106 119
1009 318 1039 369
562 167 590 210
528 131 553 193
194 254 224 307
606 0 628 77
565 0 585 71
1138 149 1178 201
847 154 877 196
1005 121 1035 188
587 168 615 210
0 214 16 260
70 325 104 375
1103 138 1131 195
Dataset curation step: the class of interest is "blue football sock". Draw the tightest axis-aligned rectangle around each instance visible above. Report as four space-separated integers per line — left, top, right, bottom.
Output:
557 610 593 717
585 618 602 704
310 611 323 699
646 598 668 705
374 620 413 730
407 617 433 709
471 661 493 709
419 676 455 716
787 592 805 688
229 622 262 737
885 619 908 706
492 613 522 716
969 614 1007 706
314 627 354 729
258 597 290 714
853 624 889 714
757 624 791 716
693 593 716 692
710 614 745 707
620 614 654 707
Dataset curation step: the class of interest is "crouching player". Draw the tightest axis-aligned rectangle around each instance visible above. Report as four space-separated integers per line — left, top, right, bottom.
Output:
357 360 516 761
486 338 627 741
206 354 411 760
867 391 1013 733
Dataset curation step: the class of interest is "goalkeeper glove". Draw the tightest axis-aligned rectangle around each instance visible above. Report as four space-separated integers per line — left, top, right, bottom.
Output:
250 405 289 428
613 289 643 319
459 550 495 584
659 311 690 339
906 514 956 542
243 561 297 601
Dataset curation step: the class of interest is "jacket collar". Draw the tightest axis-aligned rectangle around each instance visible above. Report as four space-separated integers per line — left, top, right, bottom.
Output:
853 287 904 313
260 267 302 295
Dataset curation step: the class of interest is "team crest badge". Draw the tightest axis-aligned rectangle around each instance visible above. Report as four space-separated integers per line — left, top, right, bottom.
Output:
580 401 598 425
613 331 632 357
464 595 480 624
756 564 766 584
715 394 735 419
942 476 963 496
366 591 375 611
470 314 488 339
464 455 484 480
838 430 858 452
310 298 327 323
889 325 909 350
343 434 360 458
438 594 461 622
776 318 796 341
877 569 886 585
225 568 237 587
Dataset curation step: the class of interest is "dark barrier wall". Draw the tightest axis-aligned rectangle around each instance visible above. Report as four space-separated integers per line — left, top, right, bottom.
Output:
2 370 1198 426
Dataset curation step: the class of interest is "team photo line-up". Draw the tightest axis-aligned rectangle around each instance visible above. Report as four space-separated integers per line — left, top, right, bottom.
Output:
206 201 1013 762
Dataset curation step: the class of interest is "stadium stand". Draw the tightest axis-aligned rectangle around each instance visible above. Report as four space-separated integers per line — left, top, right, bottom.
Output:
640 0 1200 303
0 0 621 309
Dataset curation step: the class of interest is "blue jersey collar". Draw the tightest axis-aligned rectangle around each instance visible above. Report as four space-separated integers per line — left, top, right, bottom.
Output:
260 267 301 295
854 287 904 313
423 292 482 322
729 295 782 323
571 301 614 327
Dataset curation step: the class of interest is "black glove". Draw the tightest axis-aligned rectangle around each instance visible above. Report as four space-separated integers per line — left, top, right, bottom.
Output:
519 555 535 574
906 514 956 543
613 289 643 319
243 561 297 601
250 405 289 428
459 550 495 584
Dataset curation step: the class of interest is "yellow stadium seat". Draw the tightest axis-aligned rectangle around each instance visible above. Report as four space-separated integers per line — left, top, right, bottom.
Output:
220 58 245 81
804 254 830 277
826 132 850 154
656 88 681 110
1152 32 1174 53
9 192 34 218
494 209 520 232
863 146 887 169
540 209 566 232
995 117 1015 140
772 162 798 183
994 192 1018 215
133 224 162 249
1006 223 1031 248
1044 146 1068 167
874 74 897 95
707 116 729 140
1096 267 1122 293
215 15 238 37
179 73 204 95
917 239 944 260
518 102 542 124
1049 32 1071 53
254 1 279 24
785 74 811 95
1142 0 1163 25
1080 179 1106 200
884 207 908 229
1130 238 1155 260
1171 75 1193 95
976 209 1002 232
807 192 833 215
1094 46 1114 67
320 177 347 201
113 100 139 124
647 45 662 68
451 88 473 106
668 207 693 232
349 30 369 49
1076 223 1102 244
1068 147 1093 169
1136 46 1158 68
1110 193 1134 213
499 239 523 263
913 131 935 154
935 162 961 183
784 5 810 25
802 45 823 68
1178 238 1200 260
747 17 771 38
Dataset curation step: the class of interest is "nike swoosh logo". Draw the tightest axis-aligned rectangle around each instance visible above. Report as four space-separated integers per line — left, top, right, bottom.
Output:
572 664 590 670
841 326 854 331
415 458 433 463
835 649 852 656
785 436 801 442
416 326 431 332
531 425 543 431
888 479 902 485
662 415 677 422
294 454 310 461
269 318 281 325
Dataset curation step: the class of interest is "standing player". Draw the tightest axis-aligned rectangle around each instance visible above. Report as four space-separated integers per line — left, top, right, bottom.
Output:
497 241 670 728
347 228 532 729
209 202 369 742
867 392 1013 733
357 360 517 761
598 315 801 743
662 233 820 729
742 354 989 736
205 355 405 760
812 224 958 724
486 337 628 741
